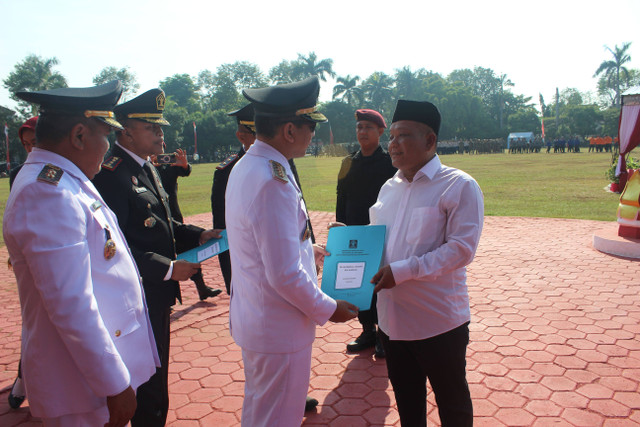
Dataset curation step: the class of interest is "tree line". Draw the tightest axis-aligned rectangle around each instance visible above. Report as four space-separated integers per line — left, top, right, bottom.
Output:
2 45 638 164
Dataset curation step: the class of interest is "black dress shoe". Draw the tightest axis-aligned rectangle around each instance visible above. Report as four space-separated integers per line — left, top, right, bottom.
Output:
305 396 318 412
198 286 222 301
8 378 25 409
346 330 376 353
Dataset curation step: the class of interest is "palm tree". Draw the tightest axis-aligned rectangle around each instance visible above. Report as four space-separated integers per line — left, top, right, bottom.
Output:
394 66 420 99
332 75 362 106
3 55 68 116
362 72 394 114
294 52 336 82
593 42 632 106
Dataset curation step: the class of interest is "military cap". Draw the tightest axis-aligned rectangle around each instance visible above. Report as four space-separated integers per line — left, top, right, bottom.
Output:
242 76 327 123
16 81 123 130
392 100 441 135
114 88 170 126
355 109 386 128
18 116 38 140
228 103 256 133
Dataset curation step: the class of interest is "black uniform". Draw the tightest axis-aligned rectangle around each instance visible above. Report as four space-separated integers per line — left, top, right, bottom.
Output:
9 164 23 189
336 146 396 327
93 144 203 426
157 163 191 223
211 150 313 295
211 149 244 294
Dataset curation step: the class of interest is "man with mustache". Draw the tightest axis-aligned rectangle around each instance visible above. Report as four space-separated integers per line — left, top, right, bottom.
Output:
93 88 220 426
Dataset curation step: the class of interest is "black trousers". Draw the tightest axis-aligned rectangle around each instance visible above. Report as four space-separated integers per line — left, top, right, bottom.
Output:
380 322 473 427
131 305 171 427
218 250 232 295
357 292 378 330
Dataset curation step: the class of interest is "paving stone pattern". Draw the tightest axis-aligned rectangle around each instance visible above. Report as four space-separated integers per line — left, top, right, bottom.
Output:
1 214 639 426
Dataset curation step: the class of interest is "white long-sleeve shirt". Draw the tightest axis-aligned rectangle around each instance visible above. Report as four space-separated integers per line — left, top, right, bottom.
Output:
370 155 484 340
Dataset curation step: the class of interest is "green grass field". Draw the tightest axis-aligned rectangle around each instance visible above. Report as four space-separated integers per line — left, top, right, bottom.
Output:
0 149 634 246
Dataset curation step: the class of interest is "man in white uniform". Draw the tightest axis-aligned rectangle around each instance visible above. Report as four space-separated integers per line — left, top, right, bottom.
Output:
4 81 159 427
370 100 484 427
226 76 359 427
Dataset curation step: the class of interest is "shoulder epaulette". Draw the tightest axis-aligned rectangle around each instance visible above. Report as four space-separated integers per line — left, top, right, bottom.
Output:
269 160 288 184
102 156 122 171
216 154 238 170
37 164 64 185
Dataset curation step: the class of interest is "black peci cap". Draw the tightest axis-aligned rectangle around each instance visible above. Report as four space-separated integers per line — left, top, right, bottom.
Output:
114 88 170 126
242 76 327 123
228 103 256 133
16 80 124 130
391 100 441 135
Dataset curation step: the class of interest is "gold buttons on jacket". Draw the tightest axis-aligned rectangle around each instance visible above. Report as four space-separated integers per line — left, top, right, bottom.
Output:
115 330 121 337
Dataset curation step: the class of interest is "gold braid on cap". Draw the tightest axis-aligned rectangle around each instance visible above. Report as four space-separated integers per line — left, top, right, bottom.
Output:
127 113 164 119
84 110 116 119
296 106 318 116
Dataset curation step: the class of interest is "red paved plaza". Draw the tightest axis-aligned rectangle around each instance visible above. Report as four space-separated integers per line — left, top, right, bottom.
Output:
1 213 639 426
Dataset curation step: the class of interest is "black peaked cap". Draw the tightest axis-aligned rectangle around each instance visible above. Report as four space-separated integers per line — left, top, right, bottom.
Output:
114 88 170 126
16 80 124 129
242 76 327 123
228 103 256 133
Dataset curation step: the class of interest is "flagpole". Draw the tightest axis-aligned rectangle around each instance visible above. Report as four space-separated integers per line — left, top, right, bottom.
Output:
192 121 198 161
4 124 9 172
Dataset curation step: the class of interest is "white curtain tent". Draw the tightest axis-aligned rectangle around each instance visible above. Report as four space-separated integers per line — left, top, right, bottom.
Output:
506 132 534 149
616 86 640 180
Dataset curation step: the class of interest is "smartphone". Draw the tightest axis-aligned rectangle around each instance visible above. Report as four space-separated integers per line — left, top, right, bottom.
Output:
156 153 176 164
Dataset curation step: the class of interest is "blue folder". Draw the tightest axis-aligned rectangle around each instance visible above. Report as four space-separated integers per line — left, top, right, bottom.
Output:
177 230 229 263
321 225 386 310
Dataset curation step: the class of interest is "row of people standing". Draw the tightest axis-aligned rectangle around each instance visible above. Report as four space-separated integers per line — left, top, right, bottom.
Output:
211 77 483 426
5 76 485 427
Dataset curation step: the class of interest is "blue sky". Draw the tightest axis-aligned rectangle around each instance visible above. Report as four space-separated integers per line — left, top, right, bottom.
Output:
1 0 639 110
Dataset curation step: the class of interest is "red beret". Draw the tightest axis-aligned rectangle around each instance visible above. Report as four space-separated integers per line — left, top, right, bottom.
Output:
18 116 38 141
355 109 386 128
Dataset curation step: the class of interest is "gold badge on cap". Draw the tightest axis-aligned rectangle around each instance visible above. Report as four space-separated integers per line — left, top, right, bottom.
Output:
144 217 156 228
156 92 166 111
270 160 288 184
104 228 116 260
132 176 138 185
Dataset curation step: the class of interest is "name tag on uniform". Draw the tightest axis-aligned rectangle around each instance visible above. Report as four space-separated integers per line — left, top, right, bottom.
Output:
134 187 148 194
90 200 102 211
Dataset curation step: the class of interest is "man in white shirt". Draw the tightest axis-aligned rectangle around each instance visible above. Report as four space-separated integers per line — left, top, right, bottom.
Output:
370 100 484 427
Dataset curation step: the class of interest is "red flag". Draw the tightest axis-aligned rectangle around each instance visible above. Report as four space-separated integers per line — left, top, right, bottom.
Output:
329 125 334 145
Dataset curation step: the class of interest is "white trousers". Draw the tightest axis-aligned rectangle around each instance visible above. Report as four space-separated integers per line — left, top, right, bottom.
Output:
42 404 110 426
241 345 313 427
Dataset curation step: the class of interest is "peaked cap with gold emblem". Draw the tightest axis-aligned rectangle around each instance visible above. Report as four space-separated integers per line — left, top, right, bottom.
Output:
227 103 256 134
16 80 124 130
242 76 327 123
114 88 170 126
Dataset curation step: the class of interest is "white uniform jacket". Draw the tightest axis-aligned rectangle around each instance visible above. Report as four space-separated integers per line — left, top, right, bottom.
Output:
226 140 337 354
3 148 159 418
